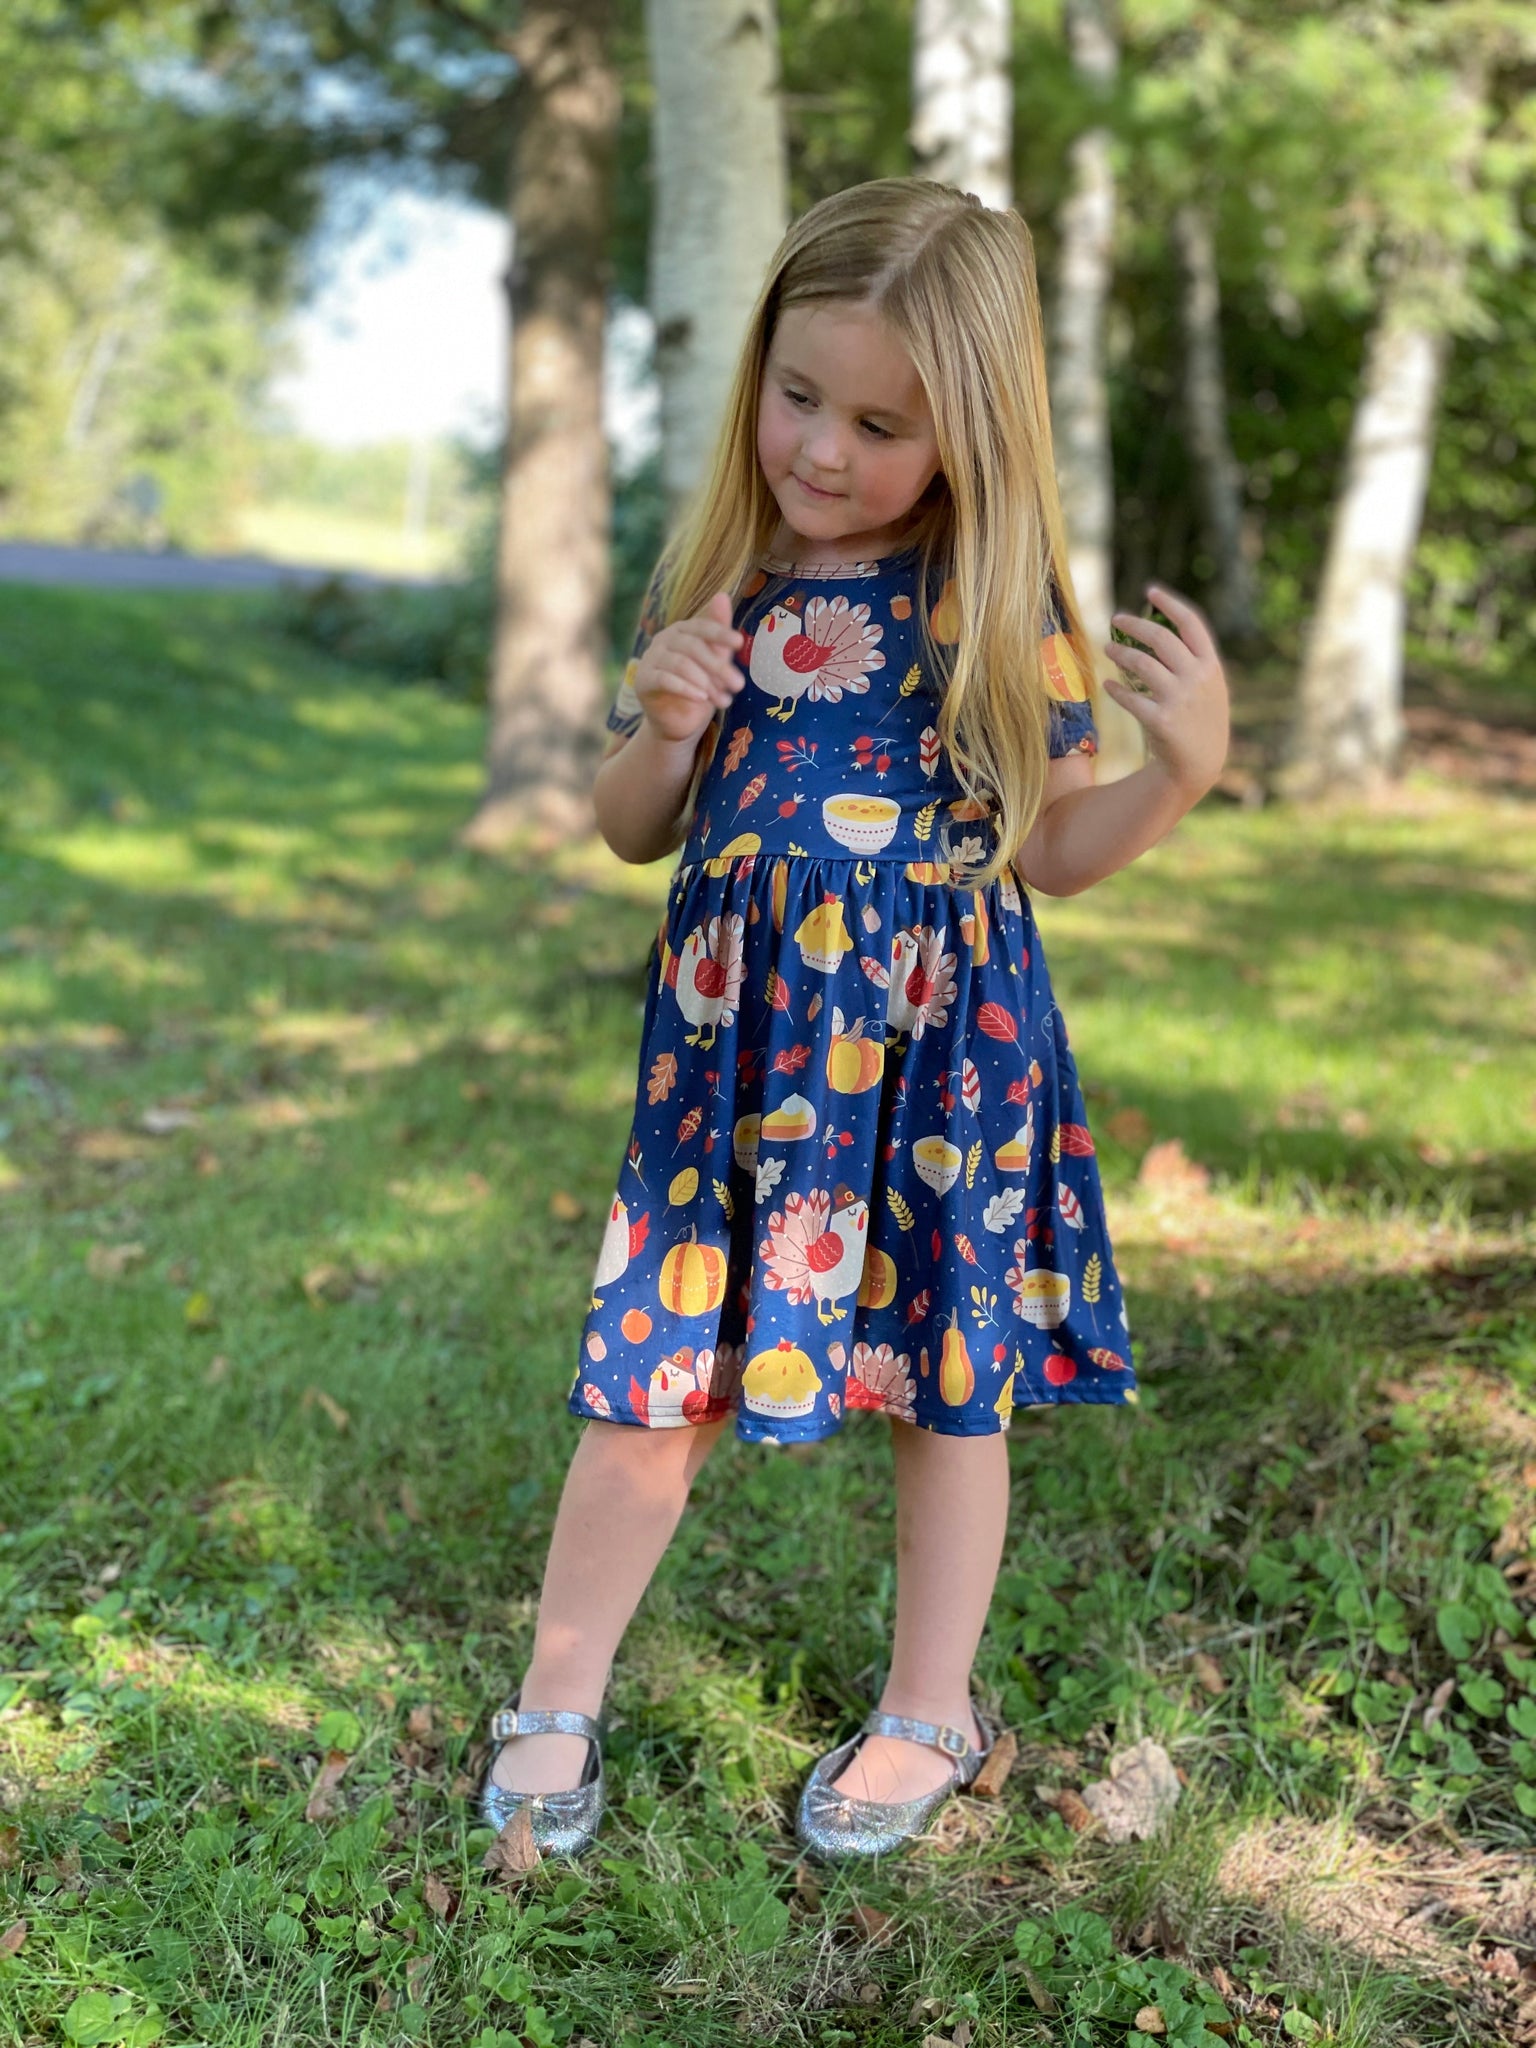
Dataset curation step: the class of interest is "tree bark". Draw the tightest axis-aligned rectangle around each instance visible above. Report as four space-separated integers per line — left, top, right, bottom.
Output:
1275 57 1484 802
1172 199 1259 648
1273 276 1454 799
1050 0 1140 779
646 0 787 527
461 0 619 852
910 0 1012 210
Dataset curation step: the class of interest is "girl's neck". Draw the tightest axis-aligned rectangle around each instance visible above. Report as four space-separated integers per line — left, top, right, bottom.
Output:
763 515 922 569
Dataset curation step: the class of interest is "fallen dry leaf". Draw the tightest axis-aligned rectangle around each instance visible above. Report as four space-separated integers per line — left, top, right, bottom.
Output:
1079 1736 1182 1843
483 1806 540 1877
302 1263 353 1307
1051 1787 1098 1833
843 1902 894 1946
301 1386 351 1432
86 1242 146 1280
304 1749 350 1823
195 1148 222 1176
1020 1966 1060 2015
407 1704 435 1744
549 1188 584 1221
1192 1652 1226 1697
1135 2006 1167 2035
142 1106 199 1135
423 1872 455 1919
204 1354 230 1385
793 1861 823 1912
0 1920 25 1957
405 1953 433 2002
1137 1137 1211 1197
1104 1106 1153 1147
183 1291 217 1332
398 1480 422 1524
0 1826 19 1869
969 1726 1017 1797
1422 1676 1457 1735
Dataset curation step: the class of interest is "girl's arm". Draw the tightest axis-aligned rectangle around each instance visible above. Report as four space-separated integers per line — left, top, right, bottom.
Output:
1017 582 1230 897
594 585 744 864
593 724 714 865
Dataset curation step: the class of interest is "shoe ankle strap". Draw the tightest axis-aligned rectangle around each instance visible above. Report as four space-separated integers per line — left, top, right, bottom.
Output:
489 1703 600 1743
862 1705 983 1761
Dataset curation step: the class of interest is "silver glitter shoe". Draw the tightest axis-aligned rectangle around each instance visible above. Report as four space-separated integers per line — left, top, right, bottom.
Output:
795 1698 997 1862
478 1684 606 1860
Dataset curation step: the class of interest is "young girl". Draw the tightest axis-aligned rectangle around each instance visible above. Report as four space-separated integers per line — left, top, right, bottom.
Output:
481 177 1229 1863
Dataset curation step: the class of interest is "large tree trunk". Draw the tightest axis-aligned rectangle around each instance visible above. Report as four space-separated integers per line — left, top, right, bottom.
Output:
1050 0 1141 780
1273 274 1456 799
461 0 619 852
1275 59 1484 802
646 0 787 526
910 0 1012 210
1172 199 1259 648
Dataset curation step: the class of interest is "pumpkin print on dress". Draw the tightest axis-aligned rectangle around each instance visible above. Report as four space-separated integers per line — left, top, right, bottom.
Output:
572 541 1134 1444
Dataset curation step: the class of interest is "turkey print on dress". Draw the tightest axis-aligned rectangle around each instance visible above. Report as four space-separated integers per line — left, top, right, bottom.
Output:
571 541 1135 1446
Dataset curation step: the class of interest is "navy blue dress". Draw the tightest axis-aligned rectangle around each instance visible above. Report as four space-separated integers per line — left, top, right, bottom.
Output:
569 542 1136 1445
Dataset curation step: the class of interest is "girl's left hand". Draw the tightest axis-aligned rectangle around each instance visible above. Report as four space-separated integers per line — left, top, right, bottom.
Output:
1101 583 1230 801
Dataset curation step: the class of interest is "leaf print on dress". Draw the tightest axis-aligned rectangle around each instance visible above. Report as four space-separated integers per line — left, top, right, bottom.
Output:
748 592 884 720
758 1185 869 1323
886 924 958 1043
665 914 746 1048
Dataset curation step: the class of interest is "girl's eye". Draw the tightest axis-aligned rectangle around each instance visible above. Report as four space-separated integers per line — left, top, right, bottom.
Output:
783 387 892 440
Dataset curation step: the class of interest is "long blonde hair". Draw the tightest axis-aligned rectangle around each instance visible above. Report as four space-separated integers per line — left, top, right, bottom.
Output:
648 176 1097 889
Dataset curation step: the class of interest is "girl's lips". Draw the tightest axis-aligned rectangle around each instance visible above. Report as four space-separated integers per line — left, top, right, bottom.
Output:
794 475 843 499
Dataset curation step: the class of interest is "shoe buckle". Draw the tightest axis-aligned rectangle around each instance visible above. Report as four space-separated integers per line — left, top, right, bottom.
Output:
490 1709 519 1741
936 1723 969 1758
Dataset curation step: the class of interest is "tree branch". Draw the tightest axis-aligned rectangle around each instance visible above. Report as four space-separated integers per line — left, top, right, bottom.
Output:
415 0 520 60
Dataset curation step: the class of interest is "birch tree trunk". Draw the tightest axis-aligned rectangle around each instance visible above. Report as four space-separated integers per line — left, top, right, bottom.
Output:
1050 0 1141 780
910 0 1012 210
646 0 787 526
1273 274 1456 799
1275 57 1484 801
461 0 619 852
1172 199 1259 647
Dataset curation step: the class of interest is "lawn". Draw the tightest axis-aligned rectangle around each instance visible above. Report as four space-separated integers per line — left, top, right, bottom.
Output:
1 582 1534 2048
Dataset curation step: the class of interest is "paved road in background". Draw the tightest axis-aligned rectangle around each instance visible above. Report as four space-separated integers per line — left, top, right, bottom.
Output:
0 542 441 591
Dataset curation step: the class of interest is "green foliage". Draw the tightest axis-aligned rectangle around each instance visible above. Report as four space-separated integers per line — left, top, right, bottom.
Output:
1 522 1534 2041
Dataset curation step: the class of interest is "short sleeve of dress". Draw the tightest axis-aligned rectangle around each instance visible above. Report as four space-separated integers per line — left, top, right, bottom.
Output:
606 558 670 739
1041 585 1099 760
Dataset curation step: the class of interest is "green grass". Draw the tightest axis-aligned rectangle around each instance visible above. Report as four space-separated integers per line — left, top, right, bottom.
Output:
1 582 1534 2048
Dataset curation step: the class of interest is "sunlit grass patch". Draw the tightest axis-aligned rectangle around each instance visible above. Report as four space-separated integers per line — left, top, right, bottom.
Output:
2 583 1534 2046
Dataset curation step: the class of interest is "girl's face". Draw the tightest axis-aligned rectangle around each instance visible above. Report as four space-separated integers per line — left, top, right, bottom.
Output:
757 299 942 560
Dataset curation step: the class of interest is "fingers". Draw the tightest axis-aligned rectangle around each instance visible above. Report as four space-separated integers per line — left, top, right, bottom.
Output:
1103 639 1166 697
1107 610 1186 671
1144 583 1217 661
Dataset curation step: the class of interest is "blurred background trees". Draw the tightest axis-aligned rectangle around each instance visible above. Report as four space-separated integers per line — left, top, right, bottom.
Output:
2 0 1533 825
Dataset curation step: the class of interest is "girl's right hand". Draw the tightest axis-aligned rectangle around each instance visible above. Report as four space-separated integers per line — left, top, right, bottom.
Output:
634 591 745 746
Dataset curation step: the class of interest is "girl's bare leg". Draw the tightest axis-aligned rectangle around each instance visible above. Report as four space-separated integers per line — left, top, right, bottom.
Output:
490 1413 731 1795
828 1419 1010 1802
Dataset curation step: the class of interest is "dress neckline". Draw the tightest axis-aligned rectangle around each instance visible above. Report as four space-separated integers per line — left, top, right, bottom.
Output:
756 539 922 582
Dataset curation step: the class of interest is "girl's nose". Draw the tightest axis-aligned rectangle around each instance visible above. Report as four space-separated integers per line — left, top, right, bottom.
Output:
803 424 847 471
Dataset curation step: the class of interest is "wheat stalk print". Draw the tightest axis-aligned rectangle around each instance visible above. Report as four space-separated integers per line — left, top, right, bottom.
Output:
887 1187 916 1231
1083 1251 1102 1335
914 800 938 843
900 663 922 697
1050 1124 1061 1163
713 1178 734 1221
965 1139 982 1190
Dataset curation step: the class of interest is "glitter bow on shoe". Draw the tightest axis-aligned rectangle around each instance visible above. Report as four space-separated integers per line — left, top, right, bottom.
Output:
795 1699 997 1862
478 1684 607 1861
